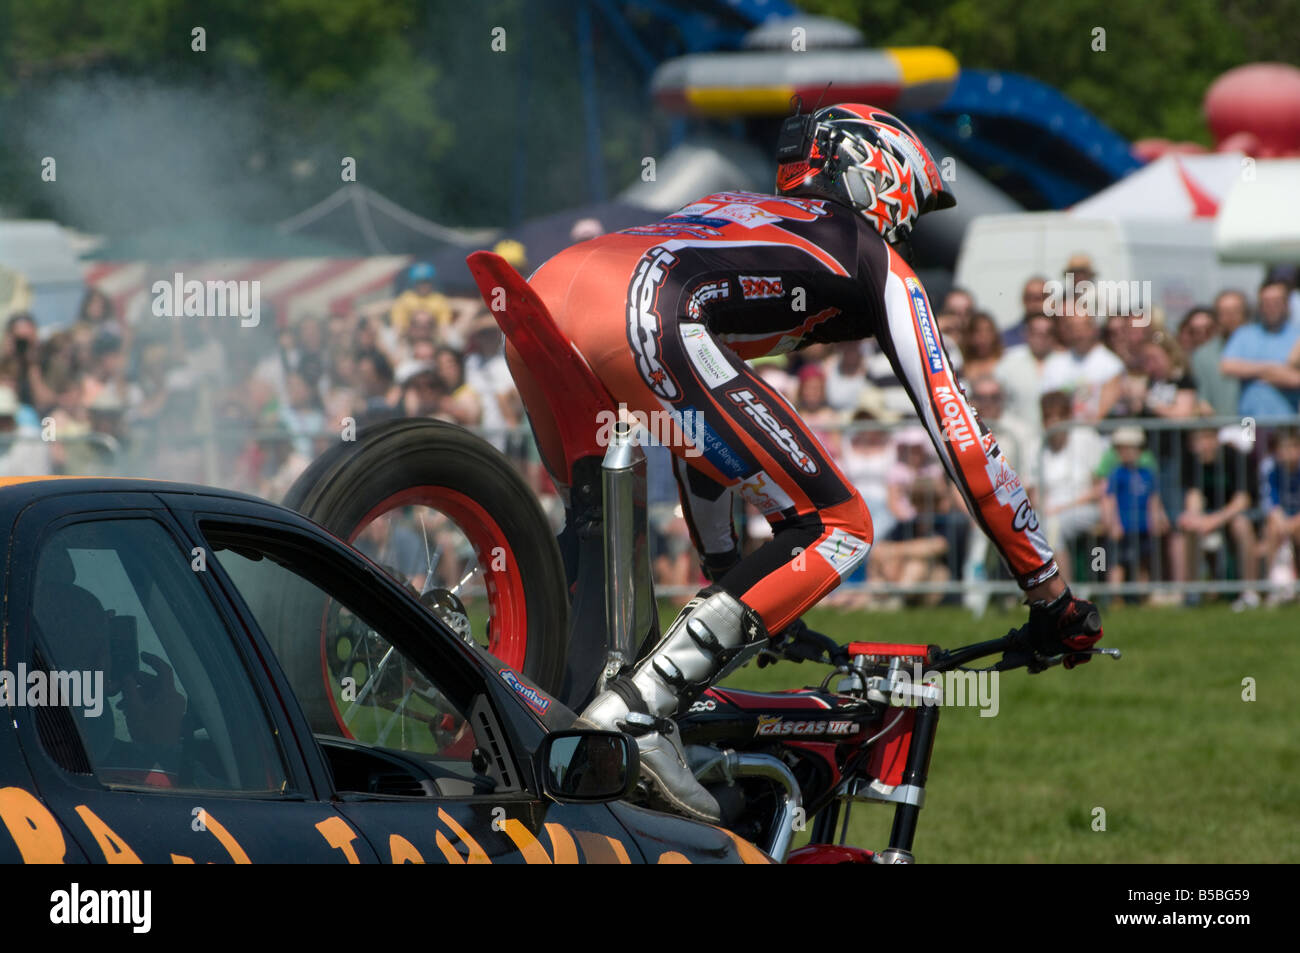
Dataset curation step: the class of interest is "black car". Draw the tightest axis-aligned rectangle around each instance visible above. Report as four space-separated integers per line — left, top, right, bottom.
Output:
0 477 769 864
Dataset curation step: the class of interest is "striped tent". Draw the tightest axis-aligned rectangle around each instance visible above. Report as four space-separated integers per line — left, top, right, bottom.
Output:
82 255 413 327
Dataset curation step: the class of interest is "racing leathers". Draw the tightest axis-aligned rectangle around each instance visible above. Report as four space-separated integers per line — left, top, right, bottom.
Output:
508 190 1066 821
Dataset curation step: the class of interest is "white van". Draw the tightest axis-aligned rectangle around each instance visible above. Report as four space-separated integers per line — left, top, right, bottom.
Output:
954 212 1264 331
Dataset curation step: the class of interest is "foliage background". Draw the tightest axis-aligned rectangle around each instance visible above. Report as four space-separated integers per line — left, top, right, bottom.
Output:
1 0 1296 236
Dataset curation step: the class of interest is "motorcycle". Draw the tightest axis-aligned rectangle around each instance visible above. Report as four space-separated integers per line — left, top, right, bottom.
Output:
284 251 1116 862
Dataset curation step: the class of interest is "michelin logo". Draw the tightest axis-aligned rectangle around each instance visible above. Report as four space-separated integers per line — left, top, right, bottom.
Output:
906 276 945 375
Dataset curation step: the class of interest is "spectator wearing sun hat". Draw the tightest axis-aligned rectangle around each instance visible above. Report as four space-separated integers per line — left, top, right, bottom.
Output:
492 239 529 273
390 262 453 336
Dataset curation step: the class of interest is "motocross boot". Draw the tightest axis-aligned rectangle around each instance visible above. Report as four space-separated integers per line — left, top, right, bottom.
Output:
576 586 768 823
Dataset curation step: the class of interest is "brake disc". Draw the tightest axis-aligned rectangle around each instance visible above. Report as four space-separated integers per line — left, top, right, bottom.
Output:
421 588 474 644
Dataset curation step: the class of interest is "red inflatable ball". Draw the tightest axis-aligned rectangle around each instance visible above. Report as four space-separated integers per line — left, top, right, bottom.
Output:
1205 63 1300 157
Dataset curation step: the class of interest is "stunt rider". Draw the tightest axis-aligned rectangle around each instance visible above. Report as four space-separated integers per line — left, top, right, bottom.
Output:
509 104 1104 823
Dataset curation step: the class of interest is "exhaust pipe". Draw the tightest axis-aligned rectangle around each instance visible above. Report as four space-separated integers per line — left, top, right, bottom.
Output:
600 421 656 686
696 750 802 862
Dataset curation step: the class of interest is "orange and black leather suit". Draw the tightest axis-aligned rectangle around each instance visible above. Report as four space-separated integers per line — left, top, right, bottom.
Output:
509 191 1058 634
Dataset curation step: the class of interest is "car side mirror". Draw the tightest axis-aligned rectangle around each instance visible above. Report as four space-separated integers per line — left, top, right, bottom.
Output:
536 730 638 803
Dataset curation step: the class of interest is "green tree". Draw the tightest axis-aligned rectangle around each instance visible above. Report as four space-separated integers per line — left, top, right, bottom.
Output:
803 0 1300 145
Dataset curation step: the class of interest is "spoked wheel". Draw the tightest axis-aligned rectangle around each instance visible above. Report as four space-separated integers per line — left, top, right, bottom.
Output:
321 597 470 753
283 419 569 736
347 486 529 666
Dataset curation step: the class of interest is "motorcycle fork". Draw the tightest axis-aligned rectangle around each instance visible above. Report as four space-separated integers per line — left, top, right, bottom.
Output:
883 703 939 860
814 703 940 863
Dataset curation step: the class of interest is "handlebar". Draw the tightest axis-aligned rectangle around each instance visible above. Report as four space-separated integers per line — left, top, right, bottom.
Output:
929 628 1121 674
763 621 1120 675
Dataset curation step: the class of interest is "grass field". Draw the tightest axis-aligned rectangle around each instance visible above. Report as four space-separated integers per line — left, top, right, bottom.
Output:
670 602 1300 863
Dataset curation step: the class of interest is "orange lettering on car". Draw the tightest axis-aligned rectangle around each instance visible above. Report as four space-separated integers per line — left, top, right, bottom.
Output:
436 808 490 864
314 816 362 864
0 787 66 863
198 809 252 864
544 823 580 864
389 833 425 864
74 804 141 864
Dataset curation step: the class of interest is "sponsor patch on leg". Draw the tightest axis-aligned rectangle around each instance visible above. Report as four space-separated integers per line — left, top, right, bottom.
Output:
815 528 870 579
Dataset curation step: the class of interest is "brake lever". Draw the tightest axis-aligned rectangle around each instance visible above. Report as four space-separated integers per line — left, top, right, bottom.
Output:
998 645 1123 674
756 641 846 668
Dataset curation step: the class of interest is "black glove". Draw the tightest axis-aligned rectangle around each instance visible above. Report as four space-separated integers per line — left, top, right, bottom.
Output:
757 618 846 667
1024 587 1103 669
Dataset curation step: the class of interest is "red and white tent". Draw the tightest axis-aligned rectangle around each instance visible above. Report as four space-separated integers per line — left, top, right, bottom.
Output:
1068 152 1246 220
82 255 412 326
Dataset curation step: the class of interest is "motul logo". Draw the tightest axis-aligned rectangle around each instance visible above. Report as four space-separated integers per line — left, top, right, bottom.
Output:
934 385 976 452
728 389 818 474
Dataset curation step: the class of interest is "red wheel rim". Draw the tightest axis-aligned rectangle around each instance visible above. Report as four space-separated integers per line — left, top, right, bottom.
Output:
319 486 529 736
351 486 528 663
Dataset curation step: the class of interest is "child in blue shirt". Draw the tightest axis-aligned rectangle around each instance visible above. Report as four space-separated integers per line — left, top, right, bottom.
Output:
1103 427 1170 585
1261 428 1300 603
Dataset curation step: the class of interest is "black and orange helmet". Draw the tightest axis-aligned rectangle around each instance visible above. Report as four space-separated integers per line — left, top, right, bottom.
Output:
776 103 956 243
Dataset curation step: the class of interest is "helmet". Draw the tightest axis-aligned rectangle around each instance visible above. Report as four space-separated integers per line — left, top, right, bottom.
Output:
775 103 955 243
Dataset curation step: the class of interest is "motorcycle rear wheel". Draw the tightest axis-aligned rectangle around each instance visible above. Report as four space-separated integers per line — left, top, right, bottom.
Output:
282 418 570 718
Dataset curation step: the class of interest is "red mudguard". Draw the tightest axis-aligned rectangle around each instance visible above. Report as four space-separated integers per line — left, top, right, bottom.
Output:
465 251 615 485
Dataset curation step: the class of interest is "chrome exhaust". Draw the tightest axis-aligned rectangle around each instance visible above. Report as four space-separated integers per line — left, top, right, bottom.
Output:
696 750 802 862
600 421 656 688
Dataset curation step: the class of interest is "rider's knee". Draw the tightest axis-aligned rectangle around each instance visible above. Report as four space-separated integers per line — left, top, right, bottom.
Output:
822 493 874 546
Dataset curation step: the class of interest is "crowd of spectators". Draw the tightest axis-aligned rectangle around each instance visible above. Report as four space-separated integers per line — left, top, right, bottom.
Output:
761 258 1300 610
3 244 1300 610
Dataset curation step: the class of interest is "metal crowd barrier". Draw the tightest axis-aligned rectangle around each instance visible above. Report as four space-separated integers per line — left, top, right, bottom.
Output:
639 414 1300 605
19 410 1298 609
1029 414 1300 604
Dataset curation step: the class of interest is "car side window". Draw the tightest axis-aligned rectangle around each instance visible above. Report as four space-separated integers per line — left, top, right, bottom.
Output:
27 519 290 794
202 528 495 795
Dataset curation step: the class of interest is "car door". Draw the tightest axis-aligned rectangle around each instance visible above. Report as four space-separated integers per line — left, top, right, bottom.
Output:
176 500 648 864
4 492 378 863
